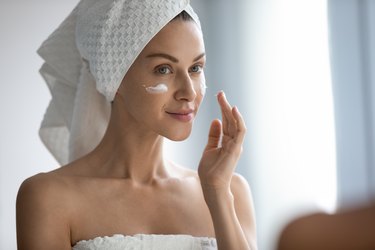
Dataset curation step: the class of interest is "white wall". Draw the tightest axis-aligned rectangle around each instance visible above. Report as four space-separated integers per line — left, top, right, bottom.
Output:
0 1 80 249
328 0 375 208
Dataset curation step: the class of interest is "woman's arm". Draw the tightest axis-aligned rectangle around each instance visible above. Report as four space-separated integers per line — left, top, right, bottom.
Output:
16 174 72 250
202 174 257 250
198 91 257 250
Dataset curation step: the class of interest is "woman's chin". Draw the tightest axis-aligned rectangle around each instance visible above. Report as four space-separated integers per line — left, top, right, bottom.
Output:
164 129 192 142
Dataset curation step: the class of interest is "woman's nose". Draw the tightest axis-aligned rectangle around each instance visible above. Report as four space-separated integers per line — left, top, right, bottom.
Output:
174 73 197 102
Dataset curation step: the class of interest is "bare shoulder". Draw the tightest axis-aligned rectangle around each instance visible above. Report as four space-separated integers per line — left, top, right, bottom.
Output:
229 173 254 207
17 171 72 206
230 173 252 197
16 172 73 249
230 173 257 249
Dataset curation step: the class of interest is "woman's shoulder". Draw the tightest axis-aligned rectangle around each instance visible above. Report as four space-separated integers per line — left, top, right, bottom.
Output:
18 156 95 194
17 170 78 213
16 171 77 248
229 173 254 207
230 173 251 192
19 171 68 192
17 172 68 205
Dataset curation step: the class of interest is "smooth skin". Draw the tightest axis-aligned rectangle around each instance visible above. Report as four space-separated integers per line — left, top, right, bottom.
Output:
16 18 257 250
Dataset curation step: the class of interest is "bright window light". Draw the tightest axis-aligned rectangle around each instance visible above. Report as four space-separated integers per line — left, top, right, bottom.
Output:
245 0 337 249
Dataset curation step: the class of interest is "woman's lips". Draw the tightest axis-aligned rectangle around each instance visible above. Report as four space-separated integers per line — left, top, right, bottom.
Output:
166 110 194 122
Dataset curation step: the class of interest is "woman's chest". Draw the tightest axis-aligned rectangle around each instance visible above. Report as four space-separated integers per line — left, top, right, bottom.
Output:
69 180 214 244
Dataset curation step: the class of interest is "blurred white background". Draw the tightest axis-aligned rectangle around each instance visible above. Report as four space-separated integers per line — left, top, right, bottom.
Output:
1 1 81 249
1 0 374 250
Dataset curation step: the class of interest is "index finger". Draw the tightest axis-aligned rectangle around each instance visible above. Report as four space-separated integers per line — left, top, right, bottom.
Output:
218 91 237 137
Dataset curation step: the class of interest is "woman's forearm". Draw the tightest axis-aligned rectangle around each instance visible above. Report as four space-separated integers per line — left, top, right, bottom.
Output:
203 188 251 250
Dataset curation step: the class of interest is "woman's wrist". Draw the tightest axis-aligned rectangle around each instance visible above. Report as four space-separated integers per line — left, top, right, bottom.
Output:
201 185 234 207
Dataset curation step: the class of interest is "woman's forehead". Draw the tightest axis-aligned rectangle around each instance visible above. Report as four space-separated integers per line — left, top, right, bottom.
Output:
140 20 205 59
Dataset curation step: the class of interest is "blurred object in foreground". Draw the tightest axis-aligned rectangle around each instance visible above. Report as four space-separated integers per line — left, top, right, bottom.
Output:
277 201 375 249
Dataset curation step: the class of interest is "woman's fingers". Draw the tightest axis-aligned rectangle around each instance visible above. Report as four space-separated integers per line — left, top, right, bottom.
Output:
232 106 247 146
218 91 229 135
204 119 222 151
216 91 247 155
218 91 237 138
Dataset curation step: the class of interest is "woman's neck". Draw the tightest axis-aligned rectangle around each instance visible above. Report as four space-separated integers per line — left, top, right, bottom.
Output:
87 101 169 184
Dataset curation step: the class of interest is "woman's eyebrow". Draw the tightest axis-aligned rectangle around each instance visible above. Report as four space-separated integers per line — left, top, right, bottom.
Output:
146 53 178 62
145 52 206 63
193 52 205 62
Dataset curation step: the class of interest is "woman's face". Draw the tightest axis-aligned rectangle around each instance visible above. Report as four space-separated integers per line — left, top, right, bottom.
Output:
116 18 206 141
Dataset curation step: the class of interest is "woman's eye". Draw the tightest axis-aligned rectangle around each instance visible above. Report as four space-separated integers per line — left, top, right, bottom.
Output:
156 66 172 75
190 65 203 73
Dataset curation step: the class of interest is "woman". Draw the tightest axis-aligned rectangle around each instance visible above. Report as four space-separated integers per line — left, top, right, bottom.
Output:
16 0 257 249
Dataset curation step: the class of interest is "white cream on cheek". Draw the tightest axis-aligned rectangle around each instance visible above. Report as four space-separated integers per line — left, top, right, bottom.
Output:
143 83 168 94
143 80 206 95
